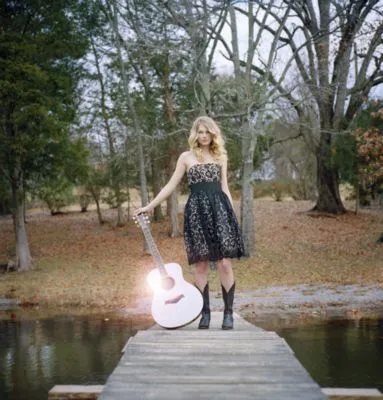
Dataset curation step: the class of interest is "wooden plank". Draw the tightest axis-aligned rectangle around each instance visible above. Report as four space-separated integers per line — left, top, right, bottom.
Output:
47 385 383 400
120 350 301 364
127 339 289 348
98 312 328 400
119 358 305 369
107 365 315 385
121 345 291 357
99 383 326 400
132 334 280 341
48 385 103 400
134 330 279 339
121 352 300 364
149 312 263 331
322 388 383 397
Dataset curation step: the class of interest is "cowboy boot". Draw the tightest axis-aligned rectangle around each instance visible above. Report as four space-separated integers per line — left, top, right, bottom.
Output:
198 283 211 329
221 282 235 330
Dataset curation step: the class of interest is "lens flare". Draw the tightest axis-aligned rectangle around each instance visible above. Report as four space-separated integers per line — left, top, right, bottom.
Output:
147 273 163 292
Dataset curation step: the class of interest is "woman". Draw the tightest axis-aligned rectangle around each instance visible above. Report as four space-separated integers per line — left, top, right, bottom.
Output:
133 116 244 329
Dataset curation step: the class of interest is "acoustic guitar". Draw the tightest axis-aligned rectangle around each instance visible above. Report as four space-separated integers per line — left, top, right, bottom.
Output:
133 213 203 329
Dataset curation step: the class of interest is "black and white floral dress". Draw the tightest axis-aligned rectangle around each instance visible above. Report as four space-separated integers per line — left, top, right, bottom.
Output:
183 163 245 265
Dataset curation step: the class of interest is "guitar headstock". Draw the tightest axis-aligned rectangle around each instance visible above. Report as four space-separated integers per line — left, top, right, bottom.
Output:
133 212 150 230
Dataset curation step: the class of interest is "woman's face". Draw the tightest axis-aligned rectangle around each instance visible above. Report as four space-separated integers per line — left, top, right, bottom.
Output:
196 124 212 147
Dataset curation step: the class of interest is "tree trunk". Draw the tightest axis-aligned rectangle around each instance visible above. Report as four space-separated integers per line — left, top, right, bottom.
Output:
111 0 148 226
355 178 360 215
115 185 124 227
166 150 181 237
240 131 255 257
95 197 104 224
89 187 104 224
91 37 124 226
151 153 164 221
313 134 346 214
168 190 180 238
163 50 181 237
11 176 32 271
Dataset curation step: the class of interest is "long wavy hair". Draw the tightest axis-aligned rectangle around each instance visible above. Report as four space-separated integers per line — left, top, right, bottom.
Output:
188 116 227 162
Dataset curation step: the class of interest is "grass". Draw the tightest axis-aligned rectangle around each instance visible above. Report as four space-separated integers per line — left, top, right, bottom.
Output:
0 198 382 310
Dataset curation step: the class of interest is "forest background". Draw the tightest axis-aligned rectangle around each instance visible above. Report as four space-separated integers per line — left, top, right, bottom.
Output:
0 0 382 310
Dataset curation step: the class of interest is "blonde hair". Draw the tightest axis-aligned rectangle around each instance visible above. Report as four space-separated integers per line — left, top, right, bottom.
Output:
188 116 227 162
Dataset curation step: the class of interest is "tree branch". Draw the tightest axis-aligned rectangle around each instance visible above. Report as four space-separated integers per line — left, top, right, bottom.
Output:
256 2 315 90
271 131 303 146
351 20 383 94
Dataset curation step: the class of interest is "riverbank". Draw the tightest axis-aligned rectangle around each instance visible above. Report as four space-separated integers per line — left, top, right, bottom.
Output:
1 282 382 326
1 199 382 313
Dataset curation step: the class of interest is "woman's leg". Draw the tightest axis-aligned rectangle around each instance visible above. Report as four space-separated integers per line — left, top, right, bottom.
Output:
194 260 210 329
194 260 209 292
216 258 235 330
216 258 234 291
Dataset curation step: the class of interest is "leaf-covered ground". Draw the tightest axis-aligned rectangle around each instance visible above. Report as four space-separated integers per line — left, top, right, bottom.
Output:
0 199 382 311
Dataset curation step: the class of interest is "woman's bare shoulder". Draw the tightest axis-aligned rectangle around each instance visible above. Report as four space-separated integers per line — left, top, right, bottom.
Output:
180 150 193 157
179 150 193 161
216 153 227 167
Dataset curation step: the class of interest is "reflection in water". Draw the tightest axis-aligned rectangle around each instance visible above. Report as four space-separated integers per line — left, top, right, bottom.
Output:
1 315 382 399
273 318 383 393
0 315 152 400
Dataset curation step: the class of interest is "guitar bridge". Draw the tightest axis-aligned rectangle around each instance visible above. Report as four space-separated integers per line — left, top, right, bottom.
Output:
165 294 185 305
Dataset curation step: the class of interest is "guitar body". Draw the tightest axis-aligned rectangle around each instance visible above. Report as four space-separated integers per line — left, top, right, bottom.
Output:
134 213 203 329
147 262 203 329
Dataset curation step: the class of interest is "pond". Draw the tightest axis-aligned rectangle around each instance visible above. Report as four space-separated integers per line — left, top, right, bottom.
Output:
0 311 153 400
248 315 383 393
0 309 382 400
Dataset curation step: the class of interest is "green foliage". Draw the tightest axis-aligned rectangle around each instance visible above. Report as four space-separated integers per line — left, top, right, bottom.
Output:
84 164 108 196
223 124 273 178
37 175 75 214
332 132 358 185
333 99 383 187
254 135 273 170
353 101 383 187
97 155 129 208
251 179 313 201
352 100 383 131
79 193 91 212
225 134 242 174
0 0 89 201
253 179 291 201
0 175 11 215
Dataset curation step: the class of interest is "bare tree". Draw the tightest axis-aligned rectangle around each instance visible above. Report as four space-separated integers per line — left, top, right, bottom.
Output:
104 0 149 222
161 0 230 115
89 35 126 226
249 0 383 213
214 1 292 256
113 0 184 235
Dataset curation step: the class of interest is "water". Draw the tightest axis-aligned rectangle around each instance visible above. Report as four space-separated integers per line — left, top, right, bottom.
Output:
1 312 382 400
0 313 152 400
254 317 383 393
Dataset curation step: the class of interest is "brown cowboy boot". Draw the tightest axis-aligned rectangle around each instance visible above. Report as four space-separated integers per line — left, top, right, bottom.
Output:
198 283 211 329
221 282 235 330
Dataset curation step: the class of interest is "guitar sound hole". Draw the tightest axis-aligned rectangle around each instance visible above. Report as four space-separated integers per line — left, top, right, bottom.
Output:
162 277 175 291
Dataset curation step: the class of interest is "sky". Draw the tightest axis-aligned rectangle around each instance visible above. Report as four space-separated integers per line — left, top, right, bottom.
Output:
210 3 383 98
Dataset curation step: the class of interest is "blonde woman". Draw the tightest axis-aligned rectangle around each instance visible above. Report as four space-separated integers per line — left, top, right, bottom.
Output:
133 116 244 329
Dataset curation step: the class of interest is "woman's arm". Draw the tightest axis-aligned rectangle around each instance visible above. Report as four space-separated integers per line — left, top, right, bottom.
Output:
134 152 187 215
220 154 234 209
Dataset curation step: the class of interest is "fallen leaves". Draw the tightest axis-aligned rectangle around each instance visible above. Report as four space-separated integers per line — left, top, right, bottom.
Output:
0 199 382 309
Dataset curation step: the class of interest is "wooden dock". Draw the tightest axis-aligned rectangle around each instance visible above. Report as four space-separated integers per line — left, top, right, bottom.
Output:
98 312 328 400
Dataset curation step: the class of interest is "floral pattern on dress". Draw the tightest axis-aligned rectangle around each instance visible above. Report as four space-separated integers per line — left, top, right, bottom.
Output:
183 163 245 265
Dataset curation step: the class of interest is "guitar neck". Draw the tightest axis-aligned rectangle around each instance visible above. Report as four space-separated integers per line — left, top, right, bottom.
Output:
140 222 168 277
